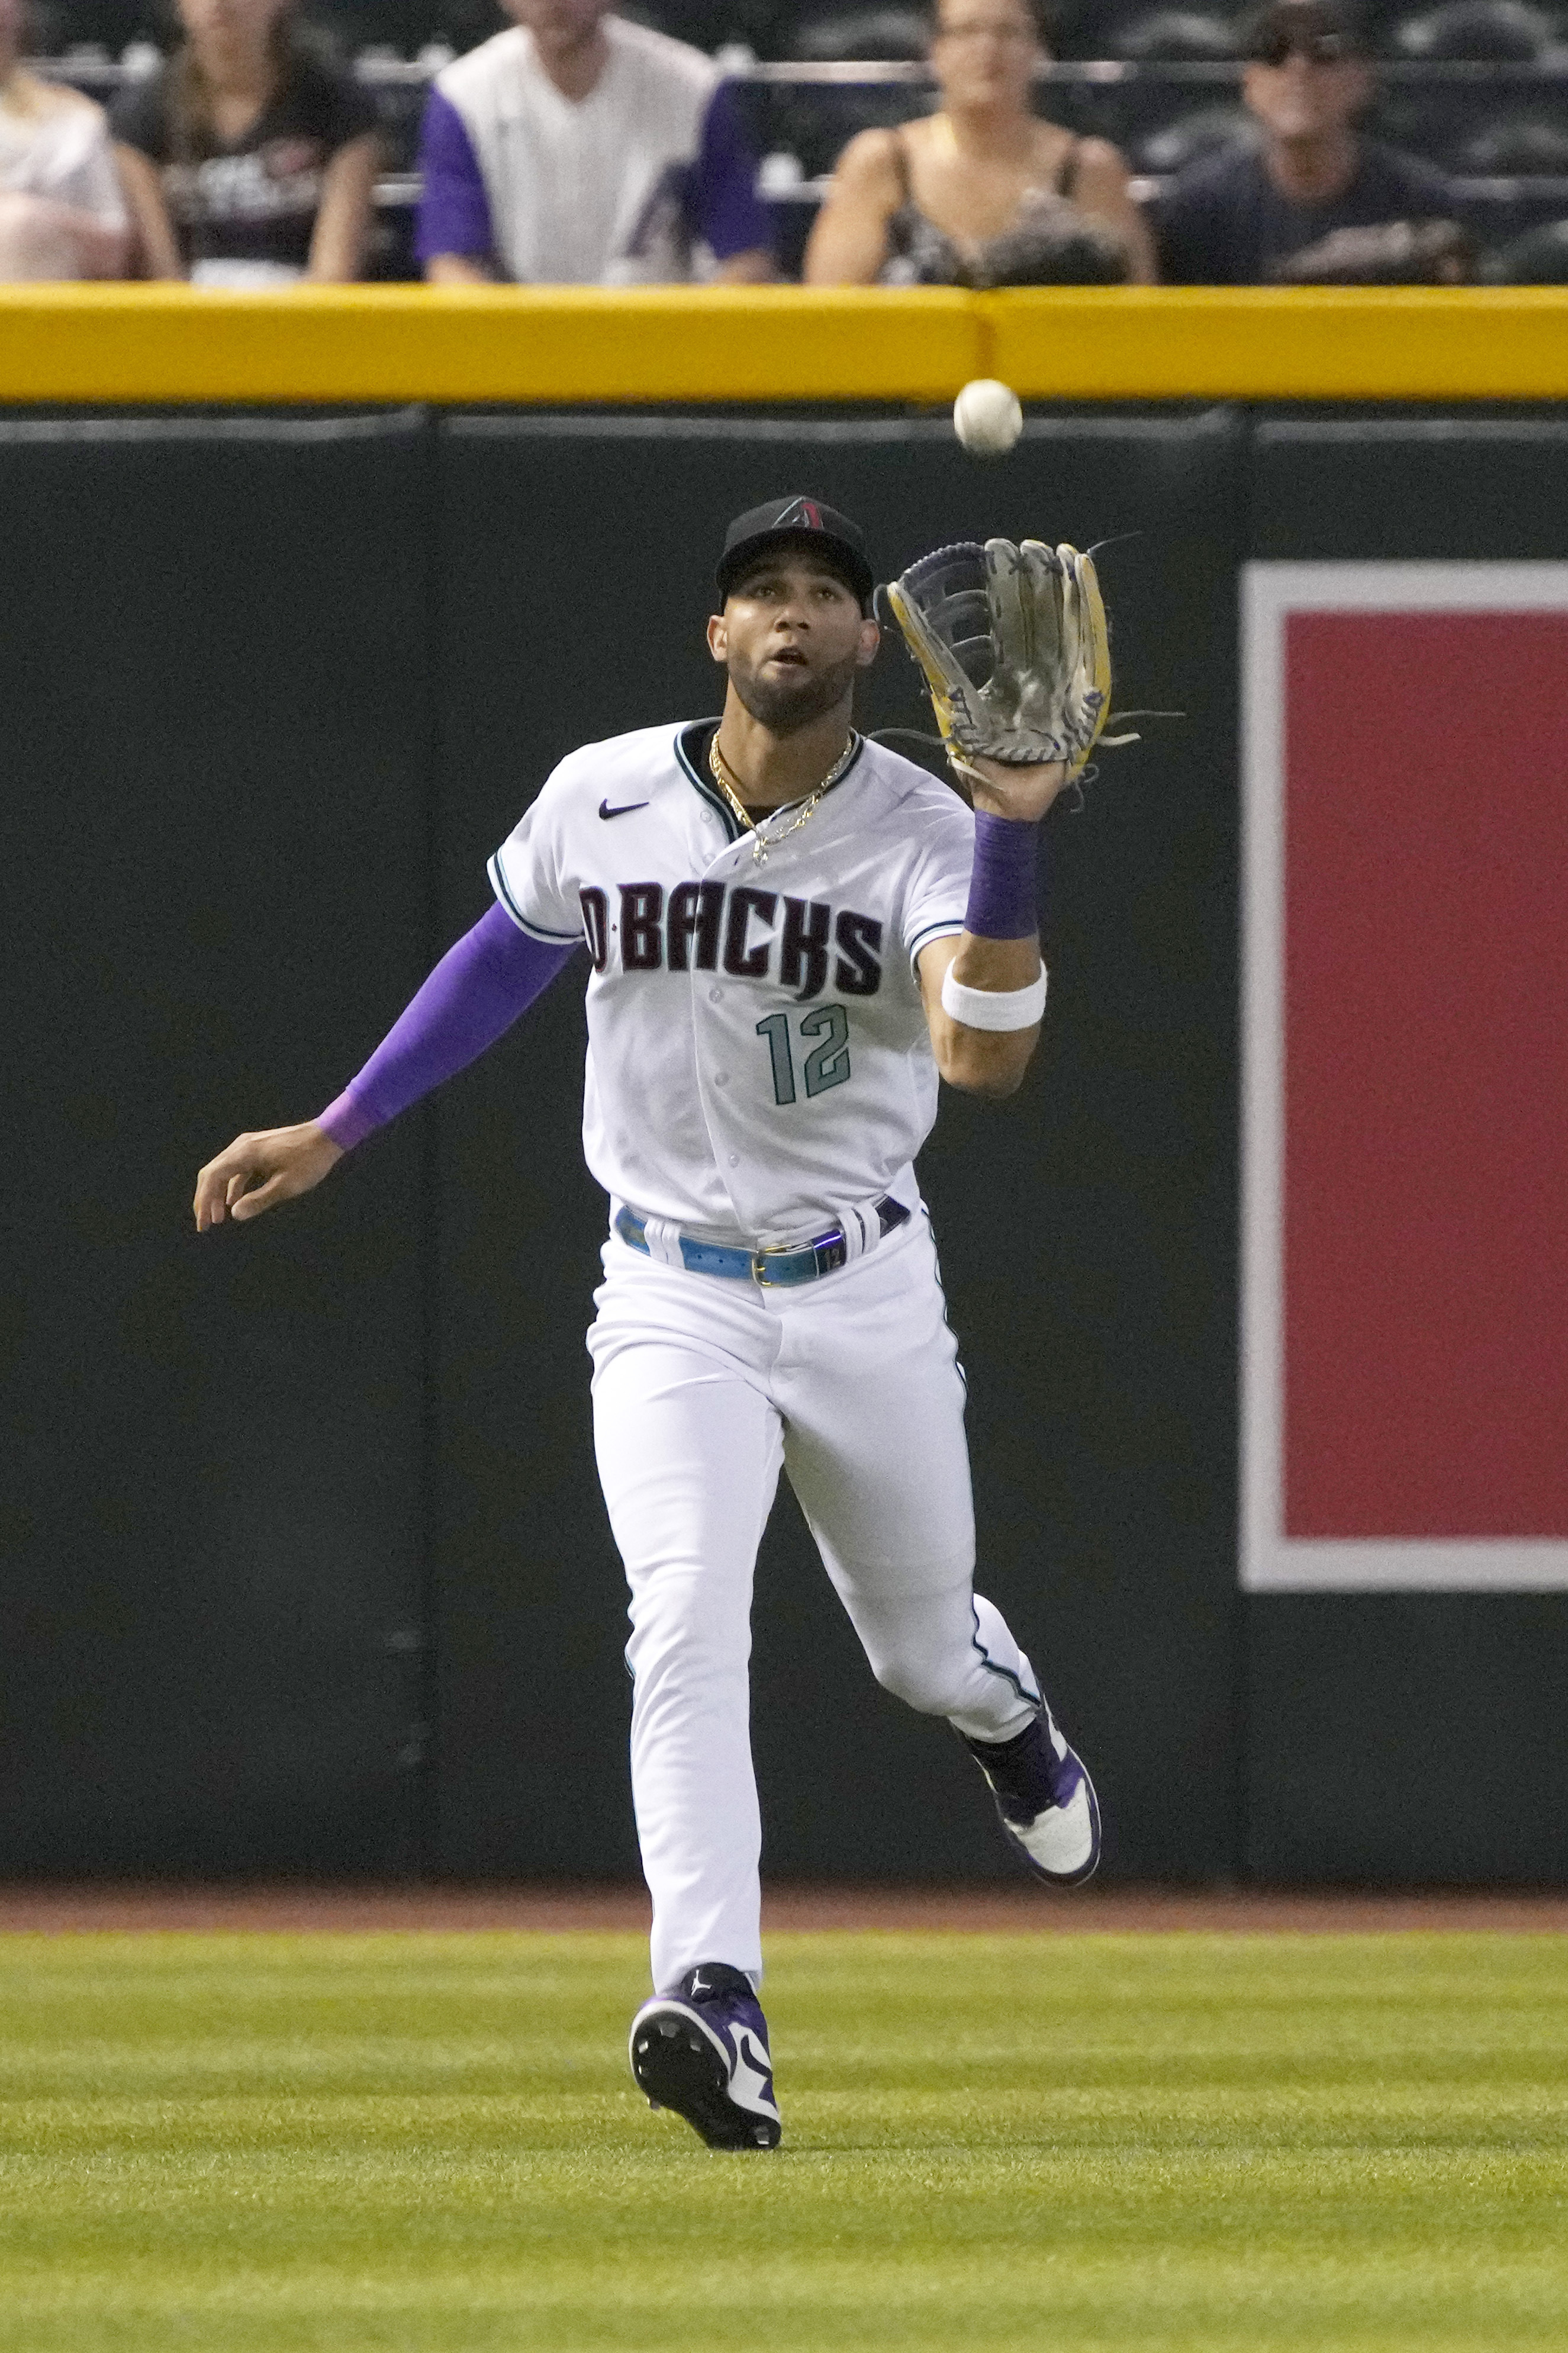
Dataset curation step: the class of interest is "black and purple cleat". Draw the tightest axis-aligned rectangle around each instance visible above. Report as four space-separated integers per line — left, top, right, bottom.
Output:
629 1962 783 2151
962 1707 1102 1887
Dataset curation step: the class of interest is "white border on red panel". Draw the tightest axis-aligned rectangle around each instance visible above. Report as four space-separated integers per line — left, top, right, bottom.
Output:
1241 562 1568 1592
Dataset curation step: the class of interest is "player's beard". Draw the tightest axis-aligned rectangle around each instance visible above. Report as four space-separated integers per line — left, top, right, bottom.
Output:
727 646 860 736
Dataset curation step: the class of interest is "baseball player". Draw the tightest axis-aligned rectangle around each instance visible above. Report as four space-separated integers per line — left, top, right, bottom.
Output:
193 496 1104 2153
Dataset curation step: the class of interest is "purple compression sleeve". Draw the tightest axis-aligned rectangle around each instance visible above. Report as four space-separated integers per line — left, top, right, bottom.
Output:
964 810 1047 941
318 902 575 1150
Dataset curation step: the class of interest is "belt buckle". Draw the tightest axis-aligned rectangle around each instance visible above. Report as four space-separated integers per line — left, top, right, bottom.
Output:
753 1229 847 1287
756 1242 809 1280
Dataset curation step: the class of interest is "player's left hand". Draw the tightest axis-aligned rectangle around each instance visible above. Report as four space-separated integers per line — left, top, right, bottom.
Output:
192 1120 343 1232
962 754 1071 825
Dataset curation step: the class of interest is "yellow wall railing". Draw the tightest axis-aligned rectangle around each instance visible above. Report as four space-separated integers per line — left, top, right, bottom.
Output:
3 282 1567 406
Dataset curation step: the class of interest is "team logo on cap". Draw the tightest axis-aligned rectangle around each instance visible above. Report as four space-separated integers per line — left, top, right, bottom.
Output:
776 499 823 531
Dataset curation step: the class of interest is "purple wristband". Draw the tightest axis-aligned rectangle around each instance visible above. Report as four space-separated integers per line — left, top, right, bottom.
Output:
964 811 1045 940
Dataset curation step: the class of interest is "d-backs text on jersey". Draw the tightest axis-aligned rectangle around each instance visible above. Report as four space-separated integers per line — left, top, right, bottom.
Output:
581 881 884 999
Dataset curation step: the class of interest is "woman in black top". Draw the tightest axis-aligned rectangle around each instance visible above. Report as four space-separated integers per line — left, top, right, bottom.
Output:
805 0 1153 286
112 0 379 283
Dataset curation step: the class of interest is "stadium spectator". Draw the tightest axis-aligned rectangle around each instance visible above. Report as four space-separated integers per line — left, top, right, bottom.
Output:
803 0 1152 287
1154 0 1466 283
417 0 773 285
0 0 128 278
111 0 380 284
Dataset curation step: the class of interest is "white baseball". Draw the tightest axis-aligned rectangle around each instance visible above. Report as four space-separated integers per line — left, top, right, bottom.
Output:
953 378 1023 458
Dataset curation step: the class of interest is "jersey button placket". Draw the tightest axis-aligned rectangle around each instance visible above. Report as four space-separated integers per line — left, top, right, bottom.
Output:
687 938 749 1224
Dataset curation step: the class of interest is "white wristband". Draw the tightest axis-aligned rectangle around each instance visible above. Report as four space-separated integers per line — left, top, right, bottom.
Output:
940 962 1048 1031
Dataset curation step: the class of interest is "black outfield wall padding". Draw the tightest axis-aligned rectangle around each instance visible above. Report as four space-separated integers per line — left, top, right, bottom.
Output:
2 401 1560 1885
1251 411 1568 561
1246 1597 1568 1884
0 410 433 1873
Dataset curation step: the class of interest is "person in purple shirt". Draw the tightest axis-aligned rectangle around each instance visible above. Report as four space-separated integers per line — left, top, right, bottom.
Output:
417 0 772 285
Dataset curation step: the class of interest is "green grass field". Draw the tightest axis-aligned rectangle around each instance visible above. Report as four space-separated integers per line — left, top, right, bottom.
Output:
0 1928 1564 2352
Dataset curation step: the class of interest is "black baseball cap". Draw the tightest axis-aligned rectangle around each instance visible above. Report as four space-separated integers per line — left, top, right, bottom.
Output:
716 496 875 607
1241 0 1362 60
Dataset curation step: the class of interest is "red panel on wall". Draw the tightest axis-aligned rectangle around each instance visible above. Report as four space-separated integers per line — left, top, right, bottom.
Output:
1283 610 1568 1537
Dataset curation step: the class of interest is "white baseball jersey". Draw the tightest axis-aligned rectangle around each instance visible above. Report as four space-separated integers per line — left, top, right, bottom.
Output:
488 722 975 1245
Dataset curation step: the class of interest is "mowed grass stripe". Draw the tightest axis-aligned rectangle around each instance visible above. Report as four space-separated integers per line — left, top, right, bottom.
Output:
0 1930 1563 2351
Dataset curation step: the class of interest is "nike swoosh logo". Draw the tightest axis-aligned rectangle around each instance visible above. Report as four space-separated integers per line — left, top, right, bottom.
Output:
599 799 649 820
729 2027 779 2119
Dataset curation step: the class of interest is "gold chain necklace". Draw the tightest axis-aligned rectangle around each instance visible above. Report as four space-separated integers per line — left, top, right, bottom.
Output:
709 731 859 866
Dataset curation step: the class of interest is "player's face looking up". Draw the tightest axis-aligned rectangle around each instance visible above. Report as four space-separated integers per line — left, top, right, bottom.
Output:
707 554 880 737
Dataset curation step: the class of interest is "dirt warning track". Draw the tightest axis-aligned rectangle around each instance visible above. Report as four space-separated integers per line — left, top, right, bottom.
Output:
0 1883 1564 1933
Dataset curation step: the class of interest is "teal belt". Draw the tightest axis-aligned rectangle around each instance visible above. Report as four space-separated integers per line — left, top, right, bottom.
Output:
614 1197 910 1287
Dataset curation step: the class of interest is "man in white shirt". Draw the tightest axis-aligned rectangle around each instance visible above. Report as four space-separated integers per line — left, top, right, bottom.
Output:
417 0 772 285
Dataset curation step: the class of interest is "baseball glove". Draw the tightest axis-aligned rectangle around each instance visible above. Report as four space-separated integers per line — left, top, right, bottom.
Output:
886 538 1112 782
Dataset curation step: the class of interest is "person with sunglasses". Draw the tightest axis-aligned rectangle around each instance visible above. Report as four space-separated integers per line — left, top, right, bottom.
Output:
1153 0 1463 285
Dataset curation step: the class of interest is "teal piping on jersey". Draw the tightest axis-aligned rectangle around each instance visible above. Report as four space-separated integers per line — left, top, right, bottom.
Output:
924 1203 966 1399
674 720 867 844
488 851 583 946
907 915 966 975
970 1598 1042 1711
926 1212 1040 1711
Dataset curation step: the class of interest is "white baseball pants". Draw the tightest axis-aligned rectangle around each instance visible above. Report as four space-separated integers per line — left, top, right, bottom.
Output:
587 1213 1042 1991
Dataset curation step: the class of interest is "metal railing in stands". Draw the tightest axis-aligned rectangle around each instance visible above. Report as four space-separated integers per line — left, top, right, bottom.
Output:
34 46 1568 95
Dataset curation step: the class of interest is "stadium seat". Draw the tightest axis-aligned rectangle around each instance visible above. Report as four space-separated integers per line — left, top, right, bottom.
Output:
1455 115 1568 173
1086 9 1239 153
1109 8 1239 60
761 4 929 179
785 7 927 59
1483 215 1568 277
1039 0 1110 55
1134 103 1251 173
30 0 157 49
1393 1 1553 59
637 1 776 49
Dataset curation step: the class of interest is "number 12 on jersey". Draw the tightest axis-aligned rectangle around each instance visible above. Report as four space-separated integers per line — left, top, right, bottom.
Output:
755 1006 851 1105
